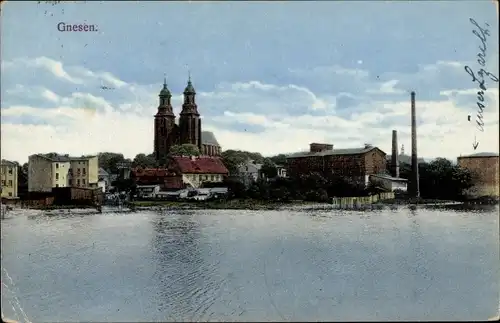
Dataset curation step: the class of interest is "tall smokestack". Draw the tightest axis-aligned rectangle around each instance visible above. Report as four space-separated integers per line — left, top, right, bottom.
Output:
391 130 400 178
410 91 420 198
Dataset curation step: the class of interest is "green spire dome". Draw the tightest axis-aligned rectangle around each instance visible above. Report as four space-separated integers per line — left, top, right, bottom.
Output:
159 76 171 97
183 73 196 94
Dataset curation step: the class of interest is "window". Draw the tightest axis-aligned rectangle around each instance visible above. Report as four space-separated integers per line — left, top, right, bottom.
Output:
56 163 59 169
69 179 73 186
8 192 12 196
82 179 86 185
77 179 80 186
55 173 59 180
1 180 5 186
83 168 86 175
55 184 59 188
77 168 81 175
8 180 12 187
8 168 12 175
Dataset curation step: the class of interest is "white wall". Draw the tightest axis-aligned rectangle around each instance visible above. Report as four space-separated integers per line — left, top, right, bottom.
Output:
98 180 106 193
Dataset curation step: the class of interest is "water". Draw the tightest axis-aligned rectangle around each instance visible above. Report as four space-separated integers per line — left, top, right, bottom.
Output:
1 206 499 322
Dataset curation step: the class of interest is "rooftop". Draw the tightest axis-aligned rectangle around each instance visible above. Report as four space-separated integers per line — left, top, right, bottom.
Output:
287 146 384 158
1 159 18 166
98 167 109 176
370 173 408 182
458 152 499 158
201 131 220 146
173 156 229 174
32 153 97 162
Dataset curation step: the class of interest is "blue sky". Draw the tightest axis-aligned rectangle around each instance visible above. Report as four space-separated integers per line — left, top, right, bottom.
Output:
1 0 499 163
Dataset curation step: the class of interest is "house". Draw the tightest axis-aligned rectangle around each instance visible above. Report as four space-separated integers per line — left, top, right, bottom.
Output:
167 156 229 188
131 168 183 191
238 161 266 187
369 174 408 192
98 167 110 192
286 143 387 186
132 156 228 190
28 154 99 192
1 160 18 199
457 152 499 198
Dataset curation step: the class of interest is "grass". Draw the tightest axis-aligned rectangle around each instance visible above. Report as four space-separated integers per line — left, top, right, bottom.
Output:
130 199 311 210
374 198 461 205
34 204 99 210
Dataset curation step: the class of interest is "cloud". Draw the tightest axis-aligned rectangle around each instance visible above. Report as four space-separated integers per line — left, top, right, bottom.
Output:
1 56 499 164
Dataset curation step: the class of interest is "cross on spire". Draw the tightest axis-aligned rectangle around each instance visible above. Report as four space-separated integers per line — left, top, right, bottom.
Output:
163 73 167 88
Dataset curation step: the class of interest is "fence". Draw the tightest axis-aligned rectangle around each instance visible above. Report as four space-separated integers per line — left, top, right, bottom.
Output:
331 192 395 209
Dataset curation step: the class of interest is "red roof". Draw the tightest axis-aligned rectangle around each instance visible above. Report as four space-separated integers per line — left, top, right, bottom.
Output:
132 168 172 177
172 156 228 174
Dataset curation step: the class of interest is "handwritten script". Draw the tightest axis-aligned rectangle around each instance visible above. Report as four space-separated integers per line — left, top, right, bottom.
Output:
464 18 499 149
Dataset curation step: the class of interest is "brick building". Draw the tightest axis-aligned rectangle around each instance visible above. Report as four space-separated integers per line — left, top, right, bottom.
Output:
131 168 184 191
286 143 387 185
457 152 499 198
132 156 229 190
154 76 222 163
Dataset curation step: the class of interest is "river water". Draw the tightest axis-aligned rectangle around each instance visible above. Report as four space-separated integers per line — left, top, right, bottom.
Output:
1 205 499 322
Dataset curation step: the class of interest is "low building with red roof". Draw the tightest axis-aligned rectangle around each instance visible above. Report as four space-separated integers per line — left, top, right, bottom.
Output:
168 156 228 188
131 156 228 190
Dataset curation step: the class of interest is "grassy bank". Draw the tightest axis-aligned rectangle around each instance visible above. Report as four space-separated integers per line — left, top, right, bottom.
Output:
374 198 462 205
34 204 99 210
131 199 313 210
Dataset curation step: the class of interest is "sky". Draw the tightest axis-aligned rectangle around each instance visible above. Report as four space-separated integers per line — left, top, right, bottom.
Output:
1 0 499 164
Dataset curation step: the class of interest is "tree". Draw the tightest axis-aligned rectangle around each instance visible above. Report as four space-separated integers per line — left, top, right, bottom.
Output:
269 154 288 166
98 152 129 174
111 177 135 193
169 144 200 157
397 159 473 200
260 158 278 178
220 150 265 175
21 163 28 174
132 153 157 168
223 177 247 199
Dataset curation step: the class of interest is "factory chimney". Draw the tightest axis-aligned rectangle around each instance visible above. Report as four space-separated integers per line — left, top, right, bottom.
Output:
391 130 400 178
410 91 420 198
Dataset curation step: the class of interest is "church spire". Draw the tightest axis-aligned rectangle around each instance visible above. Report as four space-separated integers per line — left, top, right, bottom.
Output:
160 74 171 97
184 70 196 95
156 75 174 117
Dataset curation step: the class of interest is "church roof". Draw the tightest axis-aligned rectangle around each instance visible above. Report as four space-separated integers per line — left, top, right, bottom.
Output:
201 131 220 146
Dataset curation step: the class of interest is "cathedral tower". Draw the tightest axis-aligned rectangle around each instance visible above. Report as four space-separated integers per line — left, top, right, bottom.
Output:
154 77 177 163
179 75 202 151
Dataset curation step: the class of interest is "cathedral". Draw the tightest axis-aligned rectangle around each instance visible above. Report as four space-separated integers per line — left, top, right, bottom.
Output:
154 77 222 163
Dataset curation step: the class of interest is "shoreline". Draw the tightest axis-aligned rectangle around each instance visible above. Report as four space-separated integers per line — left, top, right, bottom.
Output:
8 197 497 213
129 199 316 211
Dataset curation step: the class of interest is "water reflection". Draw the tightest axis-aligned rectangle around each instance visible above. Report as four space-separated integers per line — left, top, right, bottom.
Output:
1 207 498 321
407 209 432 303
151 210 225 321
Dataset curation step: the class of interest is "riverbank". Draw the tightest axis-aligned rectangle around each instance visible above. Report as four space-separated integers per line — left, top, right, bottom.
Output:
131 199 314 210
374 198 462 205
